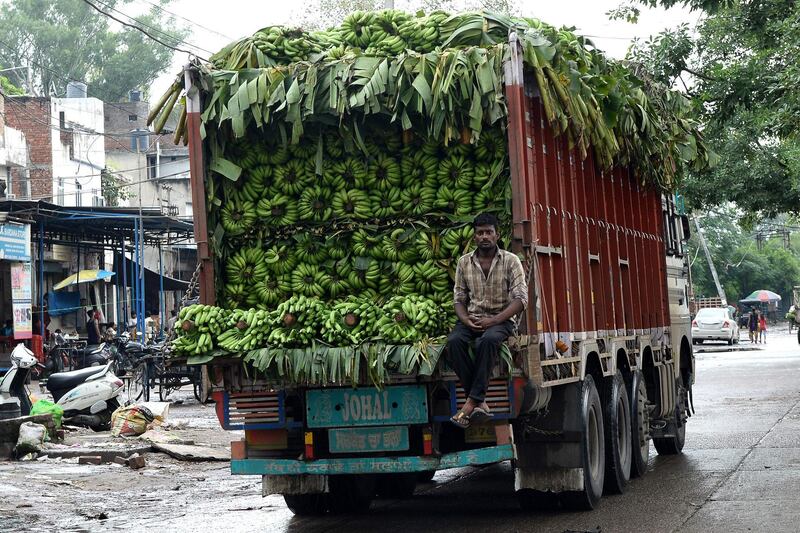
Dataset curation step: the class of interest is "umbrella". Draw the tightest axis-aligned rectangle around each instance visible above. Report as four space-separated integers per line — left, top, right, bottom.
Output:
53 269 115 291
739 290 782 304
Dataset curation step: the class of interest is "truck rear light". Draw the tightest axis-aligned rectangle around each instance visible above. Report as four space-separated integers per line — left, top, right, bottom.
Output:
723 321 730 328
304 431 314 460
422 427 433 455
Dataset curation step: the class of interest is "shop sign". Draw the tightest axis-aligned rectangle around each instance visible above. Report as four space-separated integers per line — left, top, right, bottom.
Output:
12 302 32 339
0 222 31 261
11 262 31 300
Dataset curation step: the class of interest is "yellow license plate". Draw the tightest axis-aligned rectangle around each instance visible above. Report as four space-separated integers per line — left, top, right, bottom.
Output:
464 424 496 444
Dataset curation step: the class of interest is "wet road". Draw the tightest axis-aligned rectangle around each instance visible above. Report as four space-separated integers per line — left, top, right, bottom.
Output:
2 331 800 532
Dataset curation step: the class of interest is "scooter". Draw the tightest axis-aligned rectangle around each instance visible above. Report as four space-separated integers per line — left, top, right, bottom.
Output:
0 343 38 415
45 364 124 431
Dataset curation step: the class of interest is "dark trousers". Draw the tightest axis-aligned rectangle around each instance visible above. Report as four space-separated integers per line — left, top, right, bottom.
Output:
445 320 514 403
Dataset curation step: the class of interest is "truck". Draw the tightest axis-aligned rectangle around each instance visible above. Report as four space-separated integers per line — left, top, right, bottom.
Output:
158 11 703 514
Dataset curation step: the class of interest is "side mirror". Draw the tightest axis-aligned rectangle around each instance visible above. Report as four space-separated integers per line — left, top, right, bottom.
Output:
680 215 691 240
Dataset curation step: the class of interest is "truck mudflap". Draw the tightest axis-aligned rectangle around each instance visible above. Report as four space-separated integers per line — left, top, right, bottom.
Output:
231 444 515 476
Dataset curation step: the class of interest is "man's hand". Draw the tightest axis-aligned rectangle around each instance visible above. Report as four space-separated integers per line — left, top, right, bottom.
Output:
472 315 498 330
463 315 484 331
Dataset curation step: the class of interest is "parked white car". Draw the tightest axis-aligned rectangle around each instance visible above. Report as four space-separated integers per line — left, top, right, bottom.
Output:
692 307 740 345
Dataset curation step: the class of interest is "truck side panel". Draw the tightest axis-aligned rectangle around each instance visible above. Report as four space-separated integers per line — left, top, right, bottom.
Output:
509 68 672 352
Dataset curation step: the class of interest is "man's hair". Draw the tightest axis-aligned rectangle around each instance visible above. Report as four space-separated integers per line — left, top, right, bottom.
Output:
170 309 177 316
473 212 499 231
87 310 94 318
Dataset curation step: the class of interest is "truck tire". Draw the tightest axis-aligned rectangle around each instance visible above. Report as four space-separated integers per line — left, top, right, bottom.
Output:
283 494 327 516
561 375 605 511
628 370 650 478
328 475 375 514
376 473 417 499
603 372 631 494
653 380 686 456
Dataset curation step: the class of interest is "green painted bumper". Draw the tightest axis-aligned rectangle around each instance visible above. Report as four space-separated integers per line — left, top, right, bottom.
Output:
231 444 515 475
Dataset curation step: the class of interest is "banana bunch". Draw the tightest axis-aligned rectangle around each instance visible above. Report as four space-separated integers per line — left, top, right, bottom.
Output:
273 159 310 195
382 228 418 262
268 295 327 347
171 305 230 356
252 27 320 63
298 186 333 222
438 153 475 189
398 16 439 51
377 295 444 343
412 260 452 296
341 11 375 48
416 231 443 261
401 152 439 187
348 257 381 291
220 199 256 236
218 308 274 352
331 189 371 219
441 226 476 258
400 184 436 216
366 10 410 55
256 192 298 227
372 187 403 218
291 263 328 298
321 296 381 345
378 262 416 296
225 247 269 286
435 186 472 215
265 243 298 275
256 273 291 308
324 260 353 298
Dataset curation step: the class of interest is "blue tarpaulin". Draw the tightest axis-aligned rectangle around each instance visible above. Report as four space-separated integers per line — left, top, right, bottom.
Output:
47 290 81 317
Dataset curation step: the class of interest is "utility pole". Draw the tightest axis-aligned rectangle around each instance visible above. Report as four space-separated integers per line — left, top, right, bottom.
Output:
693 216 727 305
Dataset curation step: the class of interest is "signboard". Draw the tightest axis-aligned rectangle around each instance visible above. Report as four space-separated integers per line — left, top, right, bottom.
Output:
306 385 428 428
0 222 31 261
11 262 31 300
328 426 410 454
12 302 32 340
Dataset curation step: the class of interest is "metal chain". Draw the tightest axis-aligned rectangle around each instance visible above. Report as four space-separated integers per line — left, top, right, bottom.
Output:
165 262 202 343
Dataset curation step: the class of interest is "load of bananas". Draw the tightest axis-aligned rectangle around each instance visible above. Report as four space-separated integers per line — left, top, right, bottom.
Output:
171 305 230 356
217 308 274 352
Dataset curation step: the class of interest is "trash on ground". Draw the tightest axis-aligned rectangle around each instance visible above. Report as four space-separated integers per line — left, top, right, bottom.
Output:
15 422 48 455
30 399 64 429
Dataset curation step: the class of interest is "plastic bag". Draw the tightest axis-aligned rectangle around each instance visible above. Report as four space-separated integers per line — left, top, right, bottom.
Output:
16 422 47 455
111 405 162 437
30 399 64 429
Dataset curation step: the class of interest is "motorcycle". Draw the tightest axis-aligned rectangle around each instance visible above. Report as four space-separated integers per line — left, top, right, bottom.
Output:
45 364 123 431
0 343 38 415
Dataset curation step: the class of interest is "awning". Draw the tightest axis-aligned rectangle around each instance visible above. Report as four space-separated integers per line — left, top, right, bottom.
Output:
112 254 190 291
53 269 115 291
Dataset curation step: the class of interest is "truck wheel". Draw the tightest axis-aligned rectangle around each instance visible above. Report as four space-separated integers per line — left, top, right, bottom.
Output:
654 381 686 456
628 370 650 478
417 470 436 483
376 473 417 499
561 375 605 510
328 475 375 514
283 494 327 516
603 372 631 494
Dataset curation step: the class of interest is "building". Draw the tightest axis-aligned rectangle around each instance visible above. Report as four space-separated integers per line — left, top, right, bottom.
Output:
4 84 105 207
0 90 30 198
104 92 196 315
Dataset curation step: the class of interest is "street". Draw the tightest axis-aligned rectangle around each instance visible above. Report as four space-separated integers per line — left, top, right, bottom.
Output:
2 330 799 533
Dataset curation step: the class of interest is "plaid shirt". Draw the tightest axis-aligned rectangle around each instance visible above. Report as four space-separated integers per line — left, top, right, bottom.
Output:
453 247 528 318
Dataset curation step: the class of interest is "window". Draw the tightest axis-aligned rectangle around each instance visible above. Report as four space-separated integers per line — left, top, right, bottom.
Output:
75 180 82 207
184 202 193 217
56 178 65 205
128 114 137 122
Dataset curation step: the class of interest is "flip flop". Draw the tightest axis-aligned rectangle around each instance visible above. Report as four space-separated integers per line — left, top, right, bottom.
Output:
450 410 471 429
469 407 492 425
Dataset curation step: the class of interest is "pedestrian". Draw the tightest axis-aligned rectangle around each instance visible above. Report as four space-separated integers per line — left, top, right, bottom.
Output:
748 309 758 343
104 322 117 342
128 311 138 339
145 310 161 343
445 213 528 429
86 309 101 345
167 309 178 331
759 312 768 344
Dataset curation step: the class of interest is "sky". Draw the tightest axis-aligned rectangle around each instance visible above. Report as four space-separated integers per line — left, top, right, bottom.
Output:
148 0 697 98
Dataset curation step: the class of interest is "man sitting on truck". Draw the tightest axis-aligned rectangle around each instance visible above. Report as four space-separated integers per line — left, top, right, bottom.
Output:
446 212 528 429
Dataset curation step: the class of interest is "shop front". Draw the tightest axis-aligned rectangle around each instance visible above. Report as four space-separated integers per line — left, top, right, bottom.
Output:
0 219 32 371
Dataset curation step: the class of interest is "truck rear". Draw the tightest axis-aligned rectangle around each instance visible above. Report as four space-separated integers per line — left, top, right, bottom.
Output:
156 10 709 514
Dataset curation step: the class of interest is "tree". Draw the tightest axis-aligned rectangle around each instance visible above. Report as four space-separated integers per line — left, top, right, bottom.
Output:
619 0 800 220
0 0 189 101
